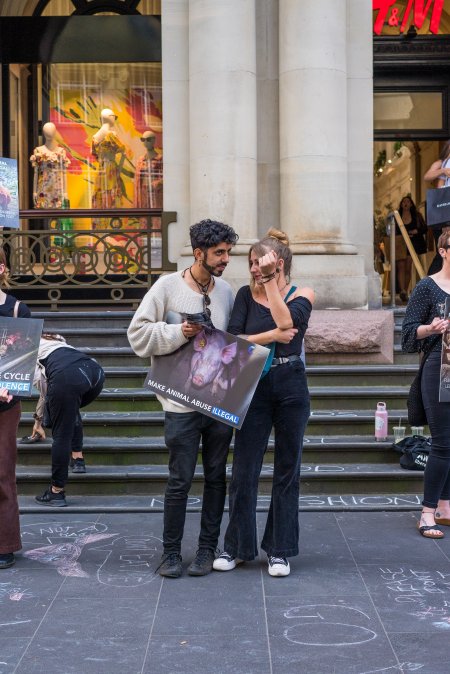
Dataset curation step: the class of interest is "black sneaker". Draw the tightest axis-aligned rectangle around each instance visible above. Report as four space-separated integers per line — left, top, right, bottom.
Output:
187 548 215 576
70 458 86 473
0 553 15 569
35 488 67 507
157 552 182 578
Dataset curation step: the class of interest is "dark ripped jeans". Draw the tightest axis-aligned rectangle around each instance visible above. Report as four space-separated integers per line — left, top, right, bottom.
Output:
224 359 310 561
421 351 450 508
163 411 233 554
47 358 105 488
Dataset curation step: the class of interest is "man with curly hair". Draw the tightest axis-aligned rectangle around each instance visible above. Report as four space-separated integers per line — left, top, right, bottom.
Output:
128 219 238 578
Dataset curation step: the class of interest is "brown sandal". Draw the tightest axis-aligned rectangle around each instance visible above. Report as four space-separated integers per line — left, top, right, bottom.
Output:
435 516 450 526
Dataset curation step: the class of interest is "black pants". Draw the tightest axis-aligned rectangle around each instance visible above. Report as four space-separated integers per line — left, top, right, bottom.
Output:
163 411 233 554
224 359 310 561
421 351 450 507
47 358 105 488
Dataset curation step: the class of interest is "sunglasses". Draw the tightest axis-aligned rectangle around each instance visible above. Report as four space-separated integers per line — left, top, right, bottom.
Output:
203 293 211 318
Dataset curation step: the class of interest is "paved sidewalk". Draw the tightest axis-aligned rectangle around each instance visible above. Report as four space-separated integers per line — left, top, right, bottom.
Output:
1 511 450 674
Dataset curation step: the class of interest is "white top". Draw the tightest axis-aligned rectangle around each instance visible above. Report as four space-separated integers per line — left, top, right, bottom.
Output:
127 270 234 413
442 158 450 187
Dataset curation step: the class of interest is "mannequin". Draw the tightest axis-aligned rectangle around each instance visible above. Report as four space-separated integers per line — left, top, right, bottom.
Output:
134 131 163 209
30 122 69 209
91 108 127 221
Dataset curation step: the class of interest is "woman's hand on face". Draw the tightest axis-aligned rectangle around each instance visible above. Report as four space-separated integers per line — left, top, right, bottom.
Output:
0 388 12 403
273 327 298 343
258 250 278 277
428 317 449 335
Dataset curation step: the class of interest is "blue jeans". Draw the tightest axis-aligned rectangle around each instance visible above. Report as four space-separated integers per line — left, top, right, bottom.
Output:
163 411 233 554
224 359 310 560
421 351 450 507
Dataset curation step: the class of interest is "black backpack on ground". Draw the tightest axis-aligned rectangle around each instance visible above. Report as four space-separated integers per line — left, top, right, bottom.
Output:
392 435 431 471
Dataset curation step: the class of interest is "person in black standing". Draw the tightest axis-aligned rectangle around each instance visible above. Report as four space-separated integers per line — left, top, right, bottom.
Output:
0 246 31 568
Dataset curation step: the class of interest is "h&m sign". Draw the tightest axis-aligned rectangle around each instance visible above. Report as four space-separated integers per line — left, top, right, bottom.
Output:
373 0 444 35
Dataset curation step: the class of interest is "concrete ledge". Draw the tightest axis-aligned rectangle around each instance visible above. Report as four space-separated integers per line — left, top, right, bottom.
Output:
305 310 394 364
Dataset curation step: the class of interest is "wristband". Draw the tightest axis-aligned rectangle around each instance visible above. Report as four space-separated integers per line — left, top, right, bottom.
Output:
261 273 276 282
33 413 43 422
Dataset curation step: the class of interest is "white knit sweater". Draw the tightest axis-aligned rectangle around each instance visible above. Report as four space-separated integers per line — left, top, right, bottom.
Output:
127 271 234 412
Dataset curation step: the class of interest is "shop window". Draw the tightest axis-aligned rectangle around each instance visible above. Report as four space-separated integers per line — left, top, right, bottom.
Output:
374 91 443 130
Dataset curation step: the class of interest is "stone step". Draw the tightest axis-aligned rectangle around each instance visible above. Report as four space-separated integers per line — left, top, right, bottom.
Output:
16 435 400 466
19 384 412 413
18 409 410 437
36 311 134 330
99 364 419 388
16 462 423 496
18 492 422 513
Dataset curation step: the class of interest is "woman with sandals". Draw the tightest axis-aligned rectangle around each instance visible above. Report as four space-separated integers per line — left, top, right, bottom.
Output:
213 229 314 576
402 230 450 538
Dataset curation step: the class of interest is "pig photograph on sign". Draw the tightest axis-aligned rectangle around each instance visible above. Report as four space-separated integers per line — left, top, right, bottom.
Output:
145 327 270 429
0 317 44 395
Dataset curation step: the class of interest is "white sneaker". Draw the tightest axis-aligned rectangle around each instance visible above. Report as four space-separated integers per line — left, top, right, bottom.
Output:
213 552 244 571
268 556 290 577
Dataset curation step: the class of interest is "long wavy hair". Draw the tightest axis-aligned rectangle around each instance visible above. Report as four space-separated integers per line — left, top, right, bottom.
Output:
0 247 10 288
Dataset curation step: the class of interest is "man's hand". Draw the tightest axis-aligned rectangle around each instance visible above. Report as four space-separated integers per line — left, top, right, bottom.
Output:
181 321 204 339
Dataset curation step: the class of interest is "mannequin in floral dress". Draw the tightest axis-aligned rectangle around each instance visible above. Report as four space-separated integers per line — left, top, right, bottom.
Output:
91 109 127 227
134 131 163 209
30 122 69 209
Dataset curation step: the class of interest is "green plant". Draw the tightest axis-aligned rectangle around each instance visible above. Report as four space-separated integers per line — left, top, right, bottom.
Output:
374 150 387 175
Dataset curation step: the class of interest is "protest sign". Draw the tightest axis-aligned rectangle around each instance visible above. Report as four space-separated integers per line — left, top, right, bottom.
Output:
0 157 20 229
439 297 450 402
0 317 44 396
145 327 270 429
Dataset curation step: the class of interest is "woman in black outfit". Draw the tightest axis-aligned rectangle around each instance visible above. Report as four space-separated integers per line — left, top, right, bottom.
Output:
213 229 314 577
396 196 428 302
402 230 450 538
0 247 31 568
33 333 105 507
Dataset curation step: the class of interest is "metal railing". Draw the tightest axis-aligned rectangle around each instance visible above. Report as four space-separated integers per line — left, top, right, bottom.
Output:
385 210 426 309
1 208 177 309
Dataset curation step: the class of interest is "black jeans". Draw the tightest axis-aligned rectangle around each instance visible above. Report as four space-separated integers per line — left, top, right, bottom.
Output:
224 359 310 561
421 351 450 507
47 358 105 488
163 411 233 554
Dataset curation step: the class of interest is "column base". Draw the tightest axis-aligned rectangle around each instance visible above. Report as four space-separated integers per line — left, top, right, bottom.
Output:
290 254 368 309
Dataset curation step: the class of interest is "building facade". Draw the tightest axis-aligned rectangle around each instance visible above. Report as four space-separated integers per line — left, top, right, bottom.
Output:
1 1 448 309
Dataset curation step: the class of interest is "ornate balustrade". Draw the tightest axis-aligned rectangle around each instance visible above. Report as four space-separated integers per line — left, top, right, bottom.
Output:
1 209 177 308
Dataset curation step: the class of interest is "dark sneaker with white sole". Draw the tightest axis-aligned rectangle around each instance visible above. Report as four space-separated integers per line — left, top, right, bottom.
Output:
35 488 67 507
157 552 183 578
187 548 215 576
0 553 15 569
70 458 86 473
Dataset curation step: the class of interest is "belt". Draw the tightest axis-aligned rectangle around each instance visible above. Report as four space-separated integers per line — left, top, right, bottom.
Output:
271 355 302 367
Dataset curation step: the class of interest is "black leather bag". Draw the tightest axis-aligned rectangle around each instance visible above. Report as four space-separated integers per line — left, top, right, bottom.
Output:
426 186 450 226
393 435 431 471
407 336 440 426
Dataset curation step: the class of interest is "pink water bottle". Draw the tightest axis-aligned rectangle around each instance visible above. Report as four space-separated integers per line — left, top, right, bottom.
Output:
375 401 388 441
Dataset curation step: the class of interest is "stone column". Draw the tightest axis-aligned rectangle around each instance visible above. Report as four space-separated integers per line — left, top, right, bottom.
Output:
161 0 190 262
279 0 368 308
184 0 258 285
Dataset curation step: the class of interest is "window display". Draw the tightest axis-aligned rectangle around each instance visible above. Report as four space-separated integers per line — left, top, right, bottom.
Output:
30 122 70 209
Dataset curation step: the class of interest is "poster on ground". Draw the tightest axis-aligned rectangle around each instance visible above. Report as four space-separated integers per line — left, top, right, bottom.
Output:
439 297 450 402
144 327 270 429
0 157 20 229
0 317 44 396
